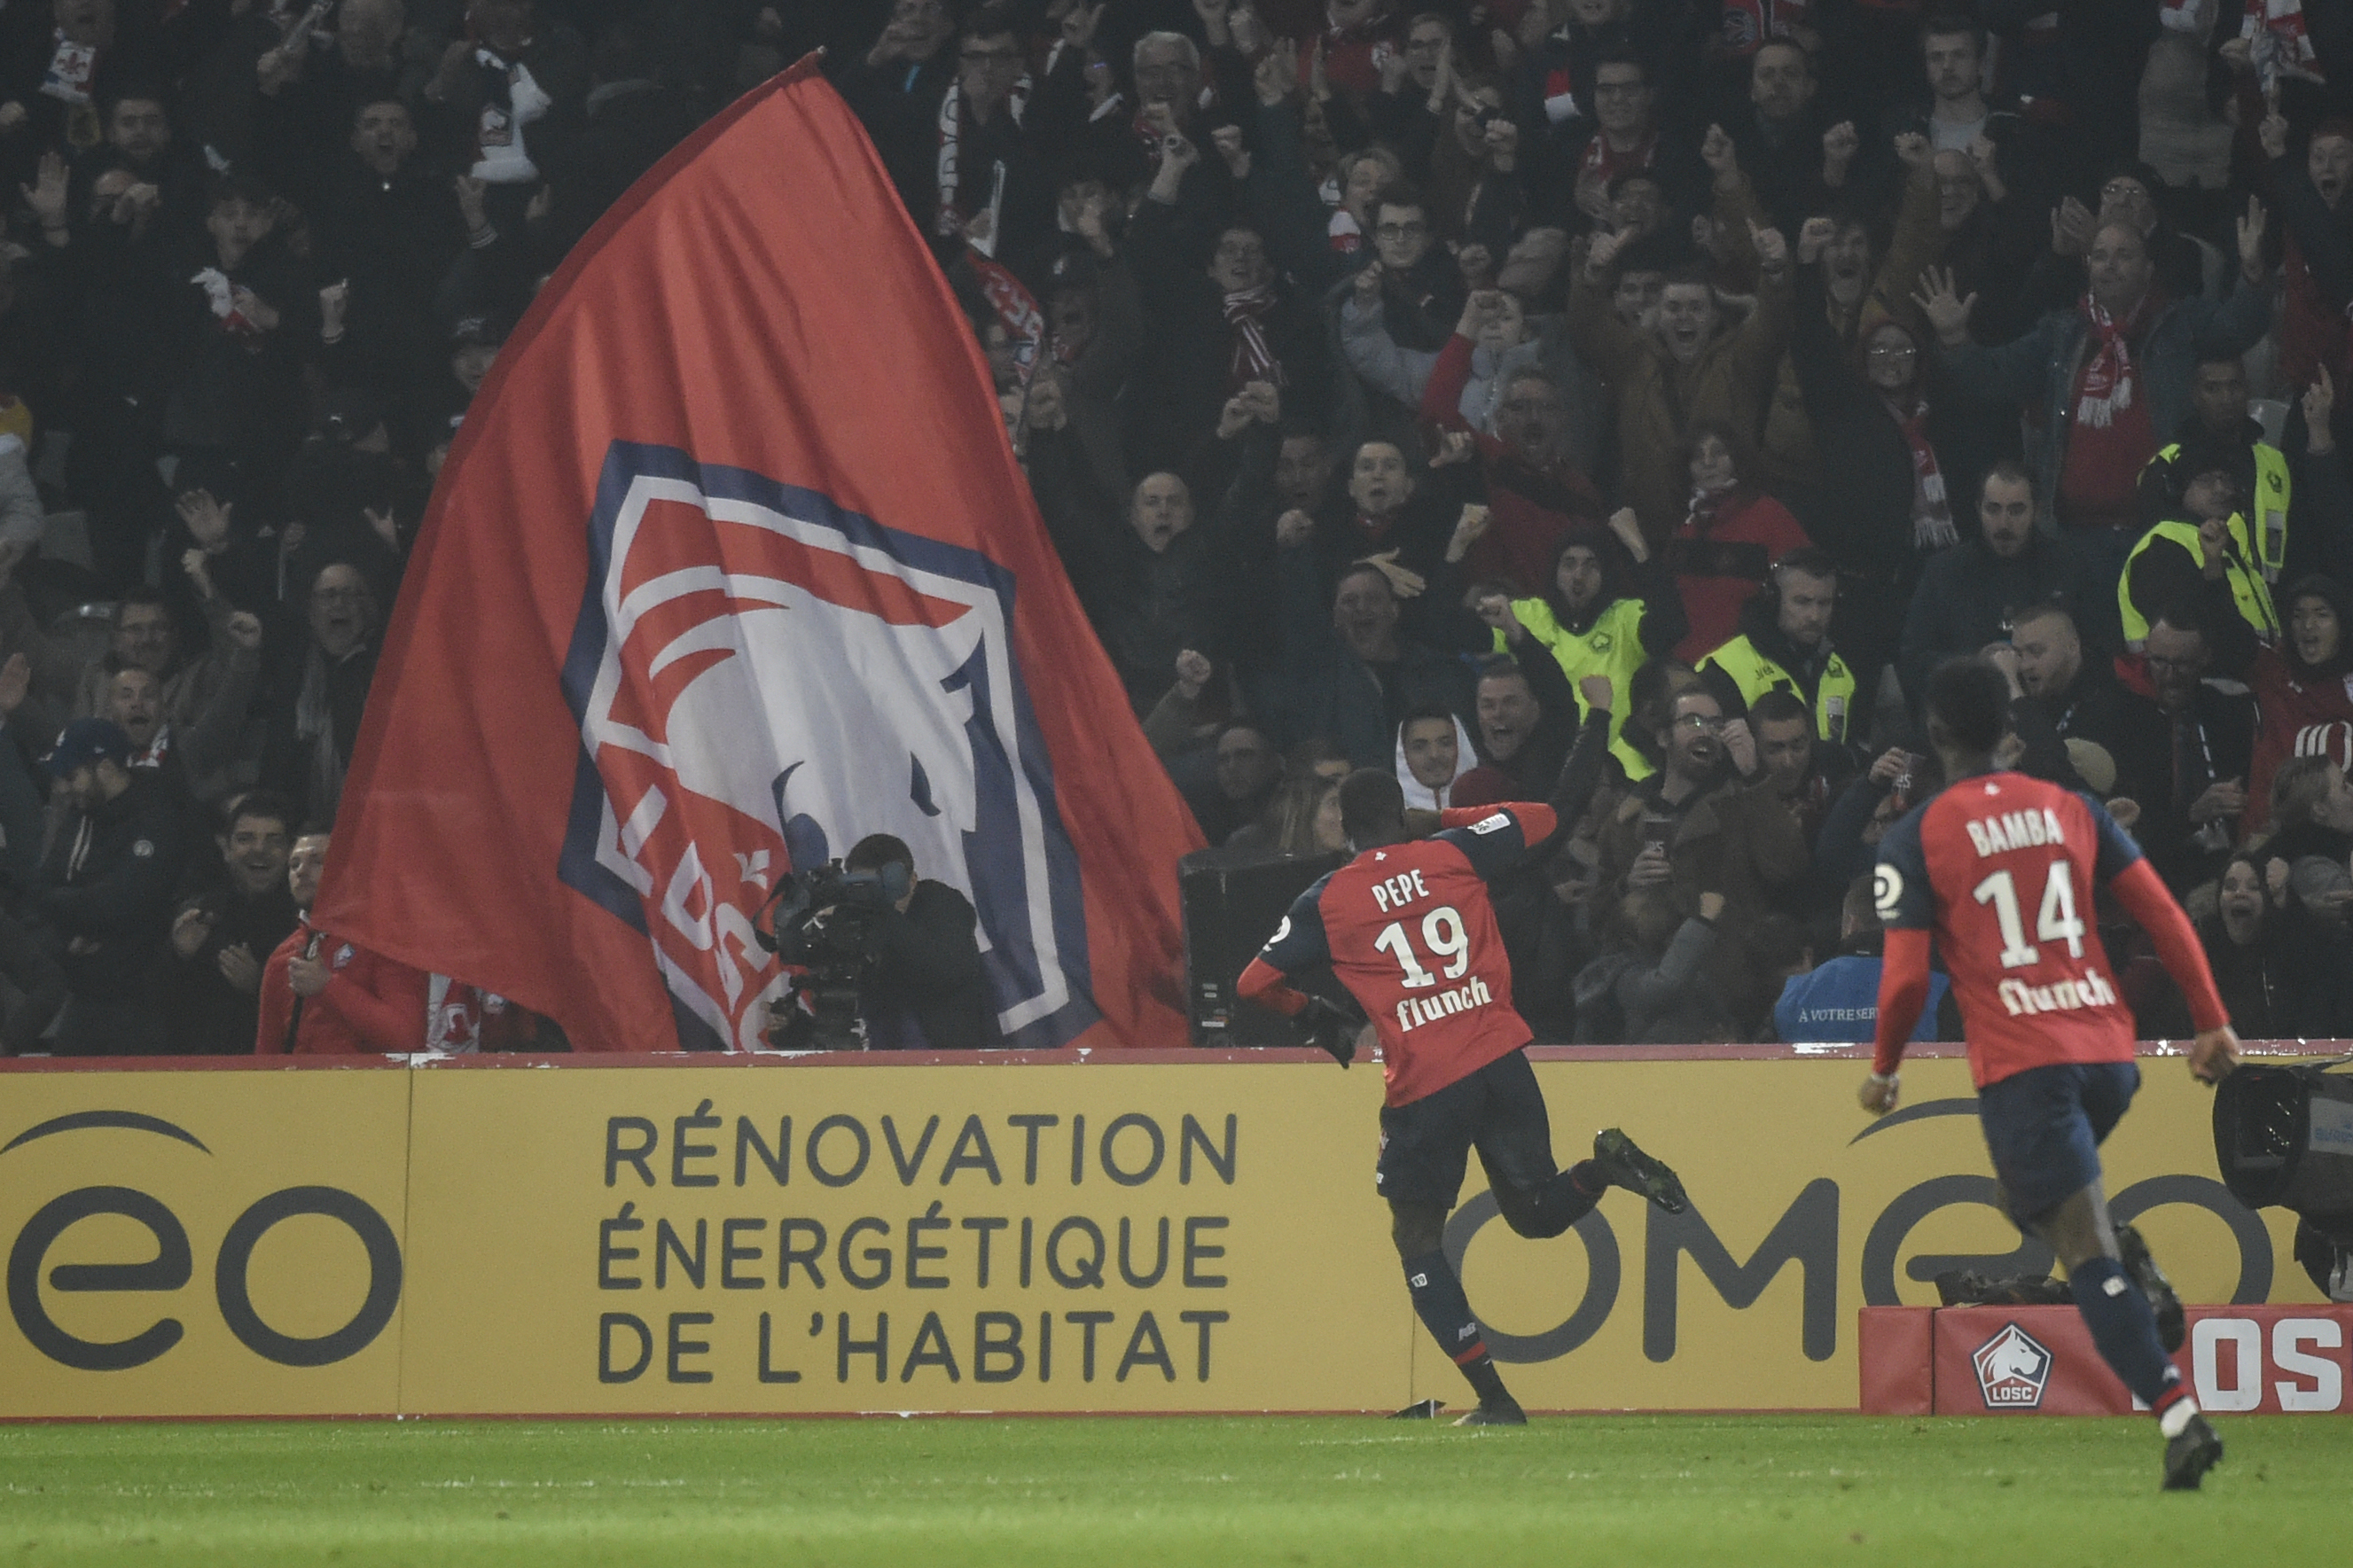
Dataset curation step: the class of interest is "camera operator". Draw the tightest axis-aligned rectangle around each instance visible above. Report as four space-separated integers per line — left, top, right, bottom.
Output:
838 833 995 1051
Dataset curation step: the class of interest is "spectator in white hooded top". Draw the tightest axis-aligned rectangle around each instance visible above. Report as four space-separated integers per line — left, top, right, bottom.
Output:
1395 705 1479 808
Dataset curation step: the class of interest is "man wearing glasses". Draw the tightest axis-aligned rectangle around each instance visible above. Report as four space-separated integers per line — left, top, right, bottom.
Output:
1597 687 1737 903
928 9 1050 275
1347 191 1464 357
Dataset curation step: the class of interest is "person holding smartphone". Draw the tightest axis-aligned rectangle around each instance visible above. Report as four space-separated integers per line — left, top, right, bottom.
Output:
1594 685 1734 906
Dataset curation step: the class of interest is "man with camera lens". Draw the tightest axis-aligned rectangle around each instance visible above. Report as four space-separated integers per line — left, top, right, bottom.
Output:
781 834 995 1051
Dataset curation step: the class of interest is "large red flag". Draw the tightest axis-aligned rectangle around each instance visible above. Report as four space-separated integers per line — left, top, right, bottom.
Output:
314 59 1201 1051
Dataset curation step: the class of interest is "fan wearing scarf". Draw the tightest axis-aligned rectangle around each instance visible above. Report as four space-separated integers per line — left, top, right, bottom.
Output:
1925 198 2272 586
1472 521 1685 781
1314 0 1406 101
1125 133 1328 472
1789 214 2009 710
1 0 115 154
1129 31 1208 167
1566 220 1794 552
260 562 377 829
934 6 1046 269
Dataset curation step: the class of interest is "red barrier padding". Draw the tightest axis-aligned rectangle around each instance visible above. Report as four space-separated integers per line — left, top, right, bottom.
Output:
1860 1305 2353 1414
1857 1307 1935 1415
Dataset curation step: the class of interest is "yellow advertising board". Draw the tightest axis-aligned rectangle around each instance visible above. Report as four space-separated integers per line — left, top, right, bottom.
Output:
1427 1055 2318 1410
0 1049 2329 1418
0 1065 410 1418
396 1058 1410 1413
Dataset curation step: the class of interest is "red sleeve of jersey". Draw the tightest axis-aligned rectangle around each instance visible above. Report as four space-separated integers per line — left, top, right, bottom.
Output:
1438 802 1559 842
1237 956 1309 1017
2110 858 2231 1033
1871 927 1935 1078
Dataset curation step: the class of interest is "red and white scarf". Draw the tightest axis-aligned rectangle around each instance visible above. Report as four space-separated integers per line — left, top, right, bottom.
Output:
2241 0 2325 91
1223 285 1283 390
426 975 513 1054
1543 64 1582 124
970 249 1050 385
1684 480 1733 534
130 723 172 769
935 74 1030 239
1328 207 1364 254
1885 394 1958 549
2075 292 2156 430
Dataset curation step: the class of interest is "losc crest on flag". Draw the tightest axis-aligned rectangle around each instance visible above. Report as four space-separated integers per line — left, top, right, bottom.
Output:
315 58 1200 1051
558 444 1089 1050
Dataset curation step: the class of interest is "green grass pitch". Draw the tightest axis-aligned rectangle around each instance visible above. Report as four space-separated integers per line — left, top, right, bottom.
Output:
2 1414 2346 1565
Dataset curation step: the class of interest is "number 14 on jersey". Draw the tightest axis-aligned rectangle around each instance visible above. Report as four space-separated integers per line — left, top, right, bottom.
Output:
1972 862 2086 970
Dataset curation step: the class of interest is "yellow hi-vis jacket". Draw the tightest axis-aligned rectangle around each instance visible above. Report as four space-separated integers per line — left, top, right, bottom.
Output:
1697 634 1857 745
2118 514 2280 646
1497 596 1655 779
2146 440 2290 581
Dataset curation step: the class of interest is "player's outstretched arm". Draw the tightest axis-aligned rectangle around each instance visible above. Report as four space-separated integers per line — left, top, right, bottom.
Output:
2107 857 2239 1082
1433 802 1561 879
1438 802 1559 840
1860 927 1933 1115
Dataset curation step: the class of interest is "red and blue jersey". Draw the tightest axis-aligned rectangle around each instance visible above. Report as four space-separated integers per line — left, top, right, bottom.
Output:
1872 769 2225 1088
1241 804 1557 1107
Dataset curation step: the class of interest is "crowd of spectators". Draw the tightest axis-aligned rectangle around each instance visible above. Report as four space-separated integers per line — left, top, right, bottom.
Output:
0 0 2350 1054
880 0 2353 1044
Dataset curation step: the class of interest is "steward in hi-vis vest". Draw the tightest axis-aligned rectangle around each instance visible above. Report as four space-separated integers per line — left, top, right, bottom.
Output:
2119 464 2281 652
1481 522 1686 780
2135 355 2288 581
1697 548 1858 750
2143 440 2288 580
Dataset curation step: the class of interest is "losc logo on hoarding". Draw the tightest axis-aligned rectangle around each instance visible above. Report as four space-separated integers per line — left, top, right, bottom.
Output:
3 1111 402 1372
1972 1323 2052 1408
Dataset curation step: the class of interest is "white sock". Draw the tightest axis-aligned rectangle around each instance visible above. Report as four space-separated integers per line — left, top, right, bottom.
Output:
2159 1396 2200 1439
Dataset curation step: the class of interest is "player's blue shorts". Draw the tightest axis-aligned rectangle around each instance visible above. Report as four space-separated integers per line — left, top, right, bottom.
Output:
1975 1060 2141 1229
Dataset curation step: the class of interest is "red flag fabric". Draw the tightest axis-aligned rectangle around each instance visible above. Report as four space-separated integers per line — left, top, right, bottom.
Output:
314 59 1201 1051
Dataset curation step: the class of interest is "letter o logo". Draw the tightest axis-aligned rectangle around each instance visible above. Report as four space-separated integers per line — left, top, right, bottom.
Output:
1442 1196 1619 1362
214 1187 403 1368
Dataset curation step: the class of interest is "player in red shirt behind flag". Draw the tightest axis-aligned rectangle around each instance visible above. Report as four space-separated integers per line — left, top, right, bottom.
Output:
1864 658 2242 1491
1238 770 1689 1426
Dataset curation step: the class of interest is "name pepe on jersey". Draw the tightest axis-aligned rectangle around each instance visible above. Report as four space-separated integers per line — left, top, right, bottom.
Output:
1362 865 1500 1034
1240 804 1557 1108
